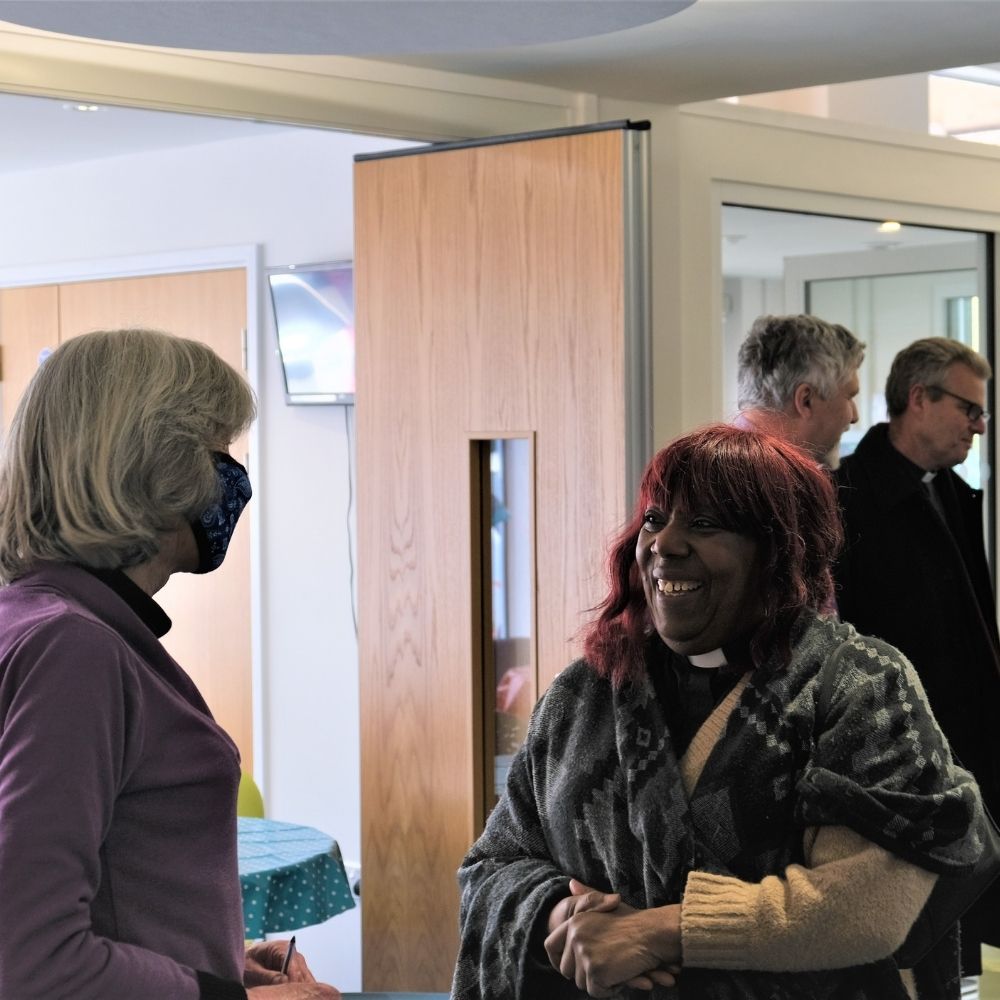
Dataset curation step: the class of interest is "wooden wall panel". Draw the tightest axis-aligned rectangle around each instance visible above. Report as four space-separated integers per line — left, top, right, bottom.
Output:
57 270 246 368
356 129 628 990
57 269 253 771
0 284 60 433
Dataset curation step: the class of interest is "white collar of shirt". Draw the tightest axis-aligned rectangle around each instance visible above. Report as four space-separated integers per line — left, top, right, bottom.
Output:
687 648 727 670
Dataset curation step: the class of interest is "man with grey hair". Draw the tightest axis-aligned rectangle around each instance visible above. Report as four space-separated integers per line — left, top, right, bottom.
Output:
835 337 1000 994
736 314 865 468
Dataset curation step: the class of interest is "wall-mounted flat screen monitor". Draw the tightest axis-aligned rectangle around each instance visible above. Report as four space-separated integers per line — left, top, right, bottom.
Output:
268 260 354 404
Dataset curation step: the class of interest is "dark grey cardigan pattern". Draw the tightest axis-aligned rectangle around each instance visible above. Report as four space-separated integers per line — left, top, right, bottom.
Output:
451 612 984 1000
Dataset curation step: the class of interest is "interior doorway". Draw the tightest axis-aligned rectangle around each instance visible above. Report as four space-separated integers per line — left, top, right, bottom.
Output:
721 204 994 559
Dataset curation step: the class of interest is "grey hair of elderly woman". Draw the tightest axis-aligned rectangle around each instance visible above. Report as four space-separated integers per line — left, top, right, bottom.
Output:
0 328 256 583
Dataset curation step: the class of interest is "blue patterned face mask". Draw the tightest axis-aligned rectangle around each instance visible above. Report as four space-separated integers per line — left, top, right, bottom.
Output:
191 452 252 574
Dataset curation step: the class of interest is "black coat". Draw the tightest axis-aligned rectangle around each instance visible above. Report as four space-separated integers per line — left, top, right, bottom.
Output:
835 422 1000 956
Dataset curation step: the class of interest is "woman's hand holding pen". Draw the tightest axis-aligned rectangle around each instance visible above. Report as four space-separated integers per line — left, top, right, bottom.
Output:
245 938 341 997
545 878 681 996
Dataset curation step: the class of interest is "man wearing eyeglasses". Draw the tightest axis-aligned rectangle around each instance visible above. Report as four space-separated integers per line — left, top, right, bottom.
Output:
835 336 999 997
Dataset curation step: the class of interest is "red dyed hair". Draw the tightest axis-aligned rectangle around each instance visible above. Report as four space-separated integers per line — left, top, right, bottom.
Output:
583 424 843 687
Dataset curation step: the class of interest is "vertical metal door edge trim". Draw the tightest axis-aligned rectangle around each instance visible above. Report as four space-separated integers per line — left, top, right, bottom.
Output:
623 127 653 511
981 231 996 581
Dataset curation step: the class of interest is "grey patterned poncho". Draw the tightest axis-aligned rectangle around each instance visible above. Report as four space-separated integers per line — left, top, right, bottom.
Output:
451 611 985 1000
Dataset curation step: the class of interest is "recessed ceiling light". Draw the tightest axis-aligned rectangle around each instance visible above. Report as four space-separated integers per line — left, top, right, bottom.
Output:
877 221 902 233
61 102 100 112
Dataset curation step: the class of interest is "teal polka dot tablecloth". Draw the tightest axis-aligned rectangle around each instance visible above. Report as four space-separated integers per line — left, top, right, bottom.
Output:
238 817 356 939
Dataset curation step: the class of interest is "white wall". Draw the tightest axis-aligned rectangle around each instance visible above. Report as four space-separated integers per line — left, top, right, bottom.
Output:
739 73 932 133
0 125 416 990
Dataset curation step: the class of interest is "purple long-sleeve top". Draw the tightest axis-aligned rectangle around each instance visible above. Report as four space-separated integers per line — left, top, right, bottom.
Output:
0 562 246 998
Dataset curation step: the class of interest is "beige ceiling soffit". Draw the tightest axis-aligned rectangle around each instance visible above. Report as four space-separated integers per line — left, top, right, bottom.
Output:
0 27 579 139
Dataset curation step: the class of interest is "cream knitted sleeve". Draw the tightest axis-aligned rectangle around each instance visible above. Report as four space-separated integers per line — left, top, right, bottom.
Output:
680 824 936 971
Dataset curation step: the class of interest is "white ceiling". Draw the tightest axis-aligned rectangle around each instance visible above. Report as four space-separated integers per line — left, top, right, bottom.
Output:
0 93 300 174
2 0 999 175
722 206 978 280
392 0 1000 105
2 1 1000 106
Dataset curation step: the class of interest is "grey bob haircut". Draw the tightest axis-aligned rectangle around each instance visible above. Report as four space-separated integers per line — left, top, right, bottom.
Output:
738 314 865 411
0 328 256 584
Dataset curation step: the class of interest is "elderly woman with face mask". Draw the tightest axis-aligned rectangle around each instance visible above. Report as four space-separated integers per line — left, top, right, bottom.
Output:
451 424 991 1000
0 329 339 1000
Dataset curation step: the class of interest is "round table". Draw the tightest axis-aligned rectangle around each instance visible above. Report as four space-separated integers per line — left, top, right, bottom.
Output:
237 816 356 939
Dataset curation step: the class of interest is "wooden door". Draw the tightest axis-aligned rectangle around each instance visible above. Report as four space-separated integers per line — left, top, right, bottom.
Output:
0 269 253 770
0 284 59 432
355 123 650 991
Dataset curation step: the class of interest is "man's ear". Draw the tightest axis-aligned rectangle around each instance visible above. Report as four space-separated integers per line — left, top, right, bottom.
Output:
909 383 927 412
792 382 813 418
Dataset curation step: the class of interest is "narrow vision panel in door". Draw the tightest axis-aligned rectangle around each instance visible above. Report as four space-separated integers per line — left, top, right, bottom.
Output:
470 435 536 828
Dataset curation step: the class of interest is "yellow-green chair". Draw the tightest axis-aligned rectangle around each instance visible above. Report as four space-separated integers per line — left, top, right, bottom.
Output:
237 770 265 818
237 771 266 945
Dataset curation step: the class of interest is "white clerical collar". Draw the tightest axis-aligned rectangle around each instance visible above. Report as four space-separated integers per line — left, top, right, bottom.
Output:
687 648 727 669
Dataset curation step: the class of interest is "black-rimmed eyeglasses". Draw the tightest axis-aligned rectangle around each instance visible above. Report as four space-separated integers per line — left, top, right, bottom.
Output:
927 385 991 424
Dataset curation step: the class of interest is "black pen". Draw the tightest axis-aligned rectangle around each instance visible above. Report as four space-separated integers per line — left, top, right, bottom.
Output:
280 936 297 977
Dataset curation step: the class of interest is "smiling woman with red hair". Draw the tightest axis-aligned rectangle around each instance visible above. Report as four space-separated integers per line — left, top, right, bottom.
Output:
452 424 990 1000
585 424 842 689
